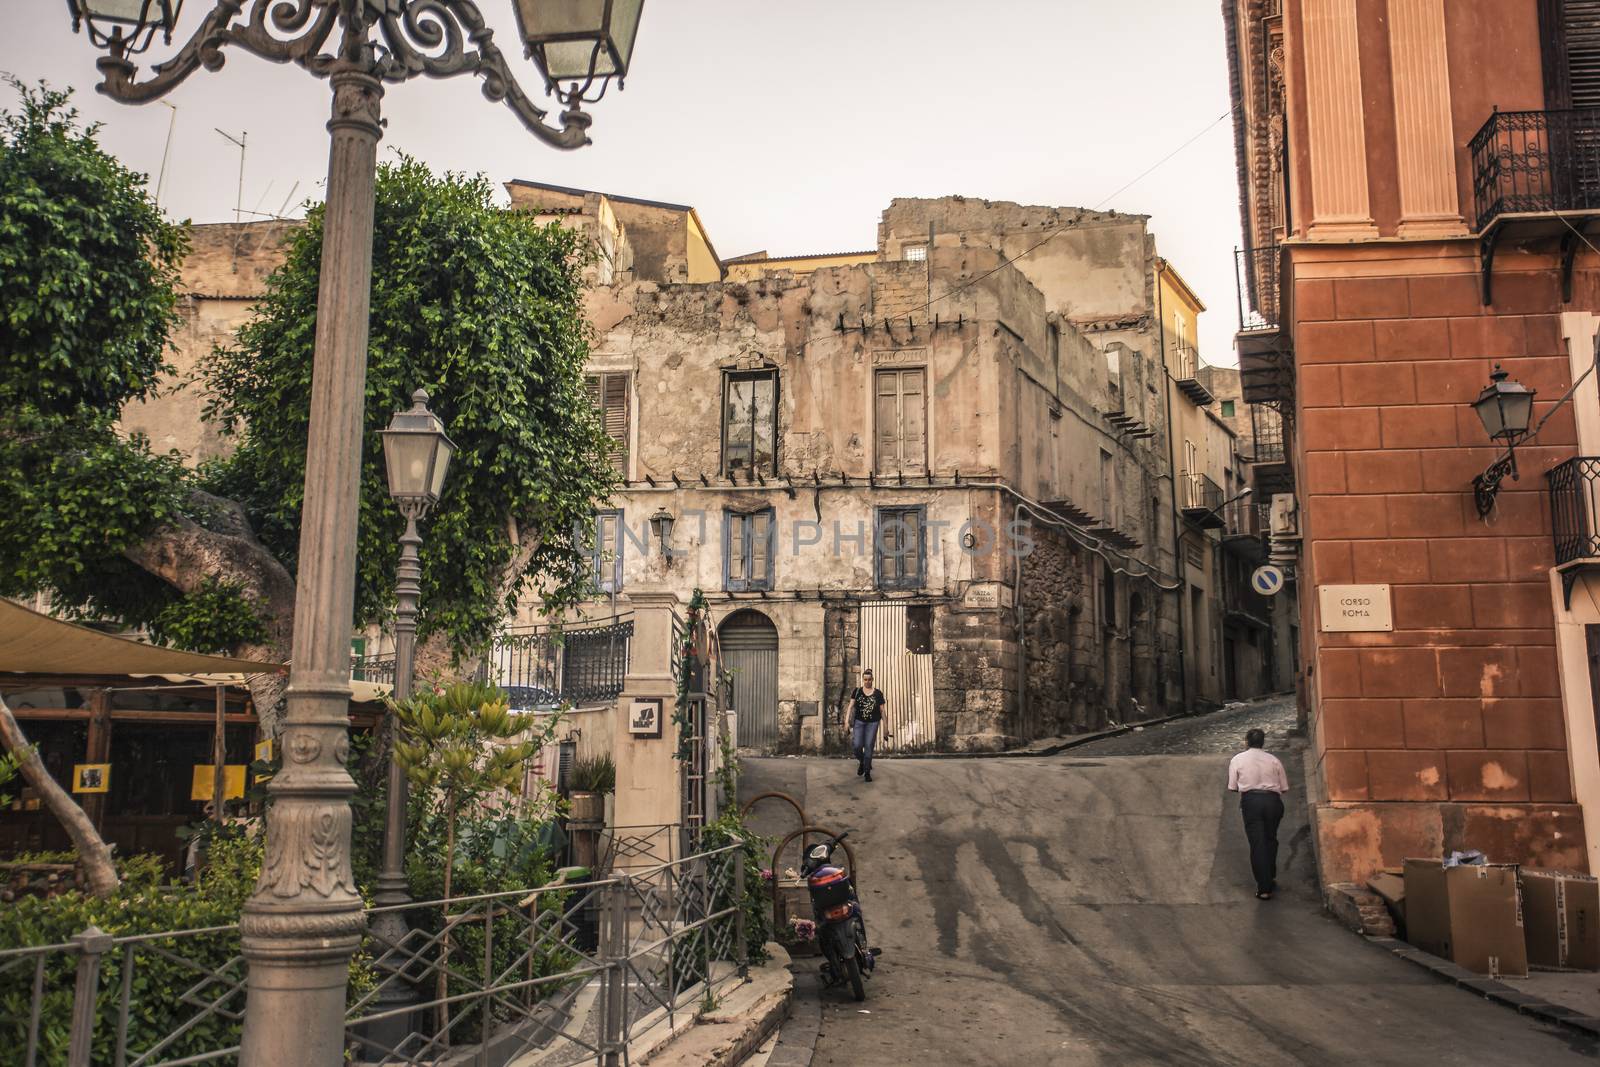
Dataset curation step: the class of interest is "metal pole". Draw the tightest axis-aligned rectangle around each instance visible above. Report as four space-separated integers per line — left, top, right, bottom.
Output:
238 65 382 1067
734 850 747 980
212 684 226 825
67 926 113 1067
366 508 425 1050
602 878 627 1067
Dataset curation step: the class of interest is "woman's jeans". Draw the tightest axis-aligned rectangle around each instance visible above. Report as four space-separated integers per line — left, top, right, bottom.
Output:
852 720 880 773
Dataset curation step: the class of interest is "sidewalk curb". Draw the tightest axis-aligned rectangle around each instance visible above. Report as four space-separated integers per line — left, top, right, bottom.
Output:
860 691 1297 761
1366 935 1600 1040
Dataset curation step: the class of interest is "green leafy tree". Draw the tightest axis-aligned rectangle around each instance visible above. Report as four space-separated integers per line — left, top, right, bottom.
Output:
203 157 617 668
0 81 616 723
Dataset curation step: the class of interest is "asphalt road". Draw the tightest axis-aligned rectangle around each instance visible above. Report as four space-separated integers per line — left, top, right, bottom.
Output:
742 700 1597 1066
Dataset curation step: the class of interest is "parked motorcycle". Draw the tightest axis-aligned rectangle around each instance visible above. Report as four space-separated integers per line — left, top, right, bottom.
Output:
800 831 878 1000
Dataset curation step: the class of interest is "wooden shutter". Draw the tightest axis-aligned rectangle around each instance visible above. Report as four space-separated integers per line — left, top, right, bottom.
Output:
1570 0 1600 108
1543 0 1600 108
874 368 927 475
602 374 629 475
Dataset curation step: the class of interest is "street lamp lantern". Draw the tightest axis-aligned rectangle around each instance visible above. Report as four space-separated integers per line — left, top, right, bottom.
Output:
381 389 456 511
65 0 182 52
1470 365 1537 519
514 0 645 103
1472 364 1536 444
649 505 674 555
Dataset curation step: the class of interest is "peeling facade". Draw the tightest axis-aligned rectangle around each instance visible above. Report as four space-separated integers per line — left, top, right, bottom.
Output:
130 187 1296 756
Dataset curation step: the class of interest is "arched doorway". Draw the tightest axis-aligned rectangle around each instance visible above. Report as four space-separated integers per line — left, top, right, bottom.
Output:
719 609 779 750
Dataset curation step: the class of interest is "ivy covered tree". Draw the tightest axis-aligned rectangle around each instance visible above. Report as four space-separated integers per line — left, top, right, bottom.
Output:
0 83 617 725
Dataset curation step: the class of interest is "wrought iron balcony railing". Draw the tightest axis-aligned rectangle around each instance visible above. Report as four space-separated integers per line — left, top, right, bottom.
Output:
1234 245 1282 334
1180 472 1226 525
1550 457 1600 567
1471 108 1600 232
1248 403 1286 463
490 615 634 709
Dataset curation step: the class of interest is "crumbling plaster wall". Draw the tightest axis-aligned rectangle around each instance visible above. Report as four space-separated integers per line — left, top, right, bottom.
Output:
120 220 293 466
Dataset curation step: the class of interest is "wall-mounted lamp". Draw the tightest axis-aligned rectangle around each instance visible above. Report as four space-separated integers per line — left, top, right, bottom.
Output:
1470 364 1536 518
648 506 675 557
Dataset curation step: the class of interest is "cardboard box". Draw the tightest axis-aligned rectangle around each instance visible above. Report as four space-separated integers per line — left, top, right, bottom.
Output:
1521 868 1600 971
1403 859 1528 978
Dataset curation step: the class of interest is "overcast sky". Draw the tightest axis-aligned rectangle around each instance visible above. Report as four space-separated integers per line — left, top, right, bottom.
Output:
4 0 1243 364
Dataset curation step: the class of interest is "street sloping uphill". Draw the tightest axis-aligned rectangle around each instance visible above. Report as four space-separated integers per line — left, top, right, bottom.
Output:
742 698 1598 1066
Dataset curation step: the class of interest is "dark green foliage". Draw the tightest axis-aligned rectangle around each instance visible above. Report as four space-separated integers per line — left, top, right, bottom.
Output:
0 840 261 1065
146 576 268 653
0 80 186 417
203 157 618 655
0 82 192 626
700 809 773 967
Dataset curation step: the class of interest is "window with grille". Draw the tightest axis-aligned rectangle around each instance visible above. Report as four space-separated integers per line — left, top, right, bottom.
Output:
874 367 928 475
875 506 926 590
1542 0 1600 108
585 373 629 476
724 509 775 591
903 244 928 262
722 370 778 477
590 510 622 594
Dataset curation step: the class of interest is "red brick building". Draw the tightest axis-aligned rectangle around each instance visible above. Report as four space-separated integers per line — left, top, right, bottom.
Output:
1225 0 1600 885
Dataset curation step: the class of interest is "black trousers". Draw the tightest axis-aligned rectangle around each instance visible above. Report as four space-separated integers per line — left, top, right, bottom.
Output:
1240 790 1285 894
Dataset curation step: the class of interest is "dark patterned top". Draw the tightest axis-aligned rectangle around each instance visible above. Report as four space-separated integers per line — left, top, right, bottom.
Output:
850 687 886 723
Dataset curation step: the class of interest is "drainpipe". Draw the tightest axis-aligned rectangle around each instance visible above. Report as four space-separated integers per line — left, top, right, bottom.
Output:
1157 268 1192 716
1014 499 1028 738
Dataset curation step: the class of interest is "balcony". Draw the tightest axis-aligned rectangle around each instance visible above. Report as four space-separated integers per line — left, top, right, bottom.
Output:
355 616 634 708
1550 457 1600 607
1471 108 1600 304
1180 471 1226 530
1221 498 1268 559
1173 344 1214 405
1233 245 1293 407
1247 403 1286 464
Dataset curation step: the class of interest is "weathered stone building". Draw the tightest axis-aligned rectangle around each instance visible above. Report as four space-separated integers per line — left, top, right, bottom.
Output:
507 184 1294 752
127 184 1297 755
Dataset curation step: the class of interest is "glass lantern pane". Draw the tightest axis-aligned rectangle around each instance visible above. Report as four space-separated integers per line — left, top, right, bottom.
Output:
87 0 156 22
526 0 606 35
383 433 434 498
544 39 616 80
429 439 454 498
610 0 644 68
1503 393 1535 436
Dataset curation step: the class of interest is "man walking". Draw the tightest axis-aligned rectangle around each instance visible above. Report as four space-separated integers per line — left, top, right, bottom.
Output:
848 668 886 783
1227 728 1290 900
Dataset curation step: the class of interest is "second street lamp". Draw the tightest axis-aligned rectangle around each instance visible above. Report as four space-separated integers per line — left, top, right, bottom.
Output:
370 390 456 1013
1471 364 1537 518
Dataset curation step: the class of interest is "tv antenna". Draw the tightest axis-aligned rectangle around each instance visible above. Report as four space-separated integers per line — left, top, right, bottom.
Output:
214 128 247 269
154 102 178 212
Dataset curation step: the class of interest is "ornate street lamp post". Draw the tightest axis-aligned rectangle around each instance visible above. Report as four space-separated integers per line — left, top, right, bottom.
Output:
63 3 644 1063
367 390 454 1041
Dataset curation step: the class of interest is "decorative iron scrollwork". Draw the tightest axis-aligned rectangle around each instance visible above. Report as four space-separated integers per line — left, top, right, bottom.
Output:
91 0 590 149
1472 449 1519 519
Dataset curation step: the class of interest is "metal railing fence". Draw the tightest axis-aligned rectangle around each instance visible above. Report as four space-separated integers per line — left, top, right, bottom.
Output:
0 845 748 1067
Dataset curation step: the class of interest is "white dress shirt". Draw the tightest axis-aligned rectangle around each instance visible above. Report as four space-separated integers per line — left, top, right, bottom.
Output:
1227 747 1289 793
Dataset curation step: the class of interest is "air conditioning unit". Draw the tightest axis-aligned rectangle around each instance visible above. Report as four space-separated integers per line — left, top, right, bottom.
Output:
1269 493 1300 539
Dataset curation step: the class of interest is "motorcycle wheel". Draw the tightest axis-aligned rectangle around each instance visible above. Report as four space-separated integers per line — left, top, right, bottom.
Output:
844 954 865 1001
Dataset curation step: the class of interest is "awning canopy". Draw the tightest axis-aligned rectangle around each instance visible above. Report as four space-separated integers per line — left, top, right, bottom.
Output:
0 597 284 677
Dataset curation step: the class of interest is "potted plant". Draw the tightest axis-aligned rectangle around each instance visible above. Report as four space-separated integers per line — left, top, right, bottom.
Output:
567 754 615 829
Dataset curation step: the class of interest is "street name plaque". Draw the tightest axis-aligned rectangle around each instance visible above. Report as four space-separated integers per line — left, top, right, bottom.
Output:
1318 584 1393 632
